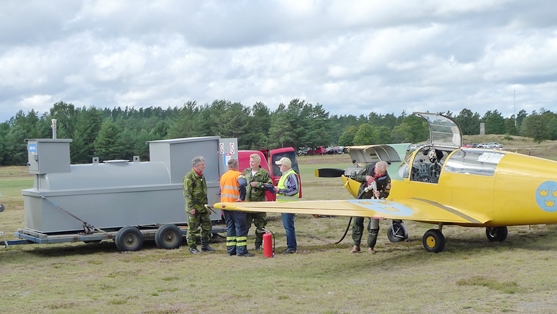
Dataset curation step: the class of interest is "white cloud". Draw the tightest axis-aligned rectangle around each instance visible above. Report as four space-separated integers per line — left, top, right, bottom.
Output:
1 0 557 123
19 94 54 112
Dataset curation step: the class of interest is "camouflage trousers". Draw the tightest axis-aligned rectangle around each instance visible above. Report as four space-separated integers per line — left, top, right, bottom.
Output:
246 212 267 246
186 211 212 249
351 216 380 248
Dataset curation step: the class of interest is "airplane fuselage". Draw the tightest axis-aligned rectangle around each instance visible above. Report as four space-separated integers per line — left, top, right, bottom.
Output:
388 148 557 227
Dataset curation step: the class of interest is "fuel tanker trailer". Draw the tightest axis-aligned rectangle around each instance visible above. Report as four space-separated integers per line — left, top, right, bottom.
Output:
9 136 238 251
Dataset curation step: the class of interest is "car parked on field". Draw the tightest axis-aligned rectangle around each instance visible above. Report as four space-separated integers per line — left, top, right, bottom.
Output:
477 142 503 149
297 147 310 156
307 146 327 155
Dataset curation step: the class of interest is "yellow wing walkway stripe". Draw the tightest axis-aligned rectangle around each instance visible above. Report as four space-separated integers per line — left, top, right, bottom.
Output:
412 198 483 224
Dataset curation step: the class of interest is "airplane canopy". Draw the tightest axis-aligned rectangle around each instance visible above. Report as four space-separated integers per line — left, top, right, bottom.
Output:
345 144 404 164
415 112 462 148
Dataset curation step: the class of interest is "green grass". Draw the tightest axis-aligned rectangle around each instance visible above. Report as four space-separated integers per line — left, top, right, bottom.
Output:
457 276 522 294
2 150 557 313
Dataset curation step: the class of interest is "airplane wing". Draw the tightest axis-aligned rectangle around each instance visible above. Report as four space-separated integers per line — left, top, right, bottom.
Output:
214 198 491 225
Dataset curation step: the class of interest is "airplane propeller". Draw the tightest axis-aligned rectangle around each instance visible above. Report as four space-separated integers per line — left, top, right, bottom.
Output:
314 168 346 178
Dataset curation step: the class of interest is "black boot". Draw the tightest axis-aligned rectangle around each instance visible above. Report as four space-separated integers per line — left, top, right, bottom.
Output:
201 244 215 253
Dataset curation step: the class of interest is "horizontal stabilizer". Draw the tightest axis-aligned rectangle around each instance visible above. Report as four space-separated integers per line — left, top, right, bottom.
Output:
314 168 345 178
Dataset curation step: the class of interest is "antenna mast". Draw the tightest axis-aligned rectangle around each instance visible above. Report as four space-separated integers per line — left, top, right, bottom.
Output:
514 90 516 126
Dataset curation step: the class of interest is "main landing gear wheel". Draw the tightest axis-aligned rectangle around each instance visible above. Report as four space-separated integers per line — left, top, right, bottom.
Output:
387 221 408 242
155 224 183 250
486 226 508 242
422 229 445 253
115 226 144 251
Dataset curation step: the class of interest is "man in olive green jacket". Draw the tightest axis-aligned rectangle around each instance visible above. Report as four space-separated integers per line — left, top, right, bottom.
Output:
183 156 215 254
242 153 273 250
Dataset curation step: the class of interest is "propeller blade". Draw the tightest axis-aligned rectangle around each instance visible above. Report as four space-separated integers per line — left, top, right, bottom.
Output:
314 168 346 178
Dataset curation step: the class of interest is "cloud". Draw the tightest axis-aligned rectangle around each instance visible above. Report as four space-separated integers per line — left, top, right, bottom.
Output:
19 94 55 113
1 0 557 123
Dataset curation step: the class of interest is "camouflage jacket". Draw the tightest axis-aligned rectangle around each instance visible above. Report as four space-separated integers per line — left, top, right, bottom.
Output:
242 167 273 202
183 169 208 212
354 162 391 199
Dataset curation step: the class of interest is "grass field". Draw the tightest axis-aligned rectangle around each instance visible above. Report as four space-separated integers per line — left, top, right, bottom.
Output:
2 139 557 313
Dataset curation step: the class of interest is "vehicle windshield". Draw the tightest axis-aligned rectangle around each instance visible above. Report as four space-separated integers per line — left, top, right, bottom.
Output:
271 151 299 176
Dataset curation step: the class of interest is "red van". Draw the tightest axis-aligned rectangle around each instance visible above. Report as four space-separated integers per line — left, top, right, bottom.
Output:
307 146 327 155
238 147 302 201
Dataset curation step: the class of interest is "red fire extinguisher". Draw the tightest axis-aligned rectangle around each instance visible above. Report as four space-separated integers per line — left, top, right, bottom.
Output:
263 231 274 258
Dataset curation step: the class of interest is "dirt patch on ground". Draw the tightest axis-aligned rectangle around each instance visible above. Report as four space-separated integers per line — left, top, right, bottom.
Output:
464 135 557 159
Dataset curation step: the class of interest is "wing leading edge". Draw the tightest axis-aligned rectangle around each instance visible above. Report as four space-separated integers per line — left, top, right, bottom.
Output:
213 199 491 225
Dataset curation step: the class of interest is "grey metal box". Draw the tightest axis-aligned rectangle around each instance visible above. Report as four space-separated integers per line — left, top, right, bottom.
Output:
149 136 221 183
26 139 72 174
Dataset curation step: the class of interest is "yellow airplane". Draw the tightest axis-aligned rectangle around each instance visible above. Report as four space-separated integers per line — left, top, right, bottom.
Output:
214 112 557 253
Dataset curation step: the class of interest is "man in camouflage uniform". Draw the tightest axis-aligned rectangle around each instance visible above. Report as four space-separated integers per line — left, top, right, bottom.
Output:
183 156 215 254
350 160 391 254
242 153 273 250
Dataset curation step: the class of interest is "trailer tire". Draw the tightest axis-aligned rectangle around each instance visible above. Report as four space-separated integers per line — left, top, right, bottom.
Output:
115 226 144 251
155 224 183 250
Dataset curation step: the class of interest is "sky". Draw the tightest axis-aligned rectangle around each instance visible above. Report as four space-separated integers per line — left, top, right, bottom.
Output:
1 0 557 123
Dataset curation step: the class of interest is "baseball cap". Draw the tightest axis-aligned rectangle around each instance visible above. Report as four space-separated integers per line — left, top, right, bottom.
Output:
275 157 292 167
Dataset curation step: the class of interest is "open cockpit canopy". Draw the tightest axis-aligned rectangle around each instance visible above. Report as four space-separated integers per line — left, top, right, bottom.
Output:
414 112 462 149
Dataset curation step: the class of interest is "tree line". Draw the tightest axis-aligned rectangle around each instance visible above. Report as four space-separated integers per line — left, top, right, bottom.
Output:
1 99 556 166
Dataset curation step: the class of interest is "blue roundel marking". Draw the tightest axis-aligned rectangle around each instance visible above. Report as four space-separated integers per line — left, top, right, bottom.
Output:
348 200 413 217
536 181 557 213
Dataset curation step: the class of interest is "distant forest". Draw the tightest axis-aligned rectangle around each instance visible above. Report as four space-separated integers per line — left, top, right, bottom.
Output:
1 99 556 165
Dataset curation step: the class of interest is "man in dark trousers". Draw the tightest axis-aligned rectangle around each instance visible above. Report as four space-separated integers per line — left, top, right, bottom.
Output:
274 157 299 254
220 159 250 257
350 160 391 254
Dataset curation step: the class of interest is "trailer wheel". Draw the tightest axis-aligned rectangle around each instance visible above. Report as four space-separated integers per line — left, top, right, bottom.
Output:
115 226 144 251
155 224 183 249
